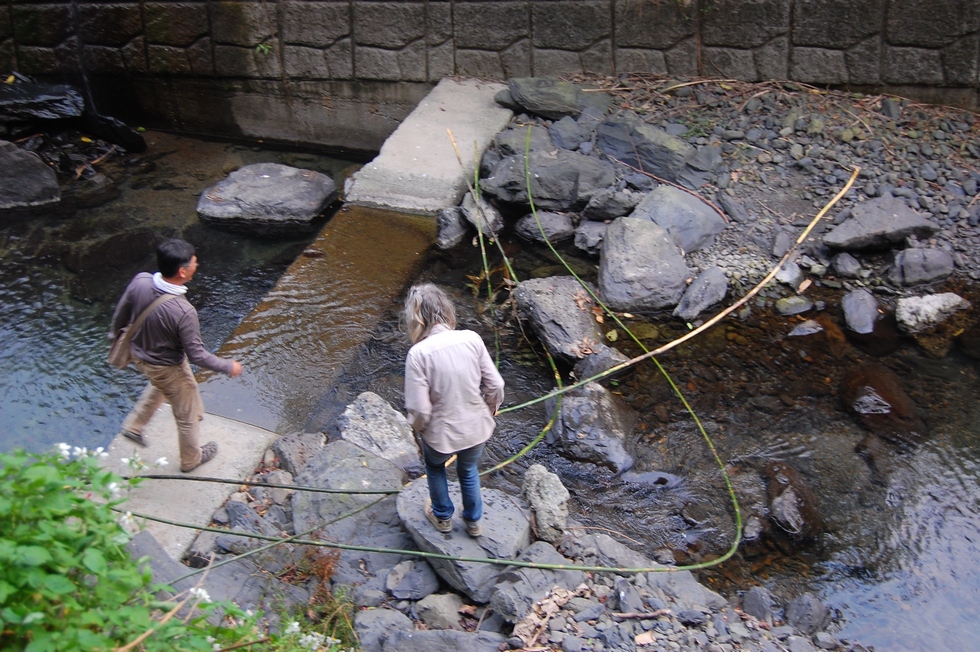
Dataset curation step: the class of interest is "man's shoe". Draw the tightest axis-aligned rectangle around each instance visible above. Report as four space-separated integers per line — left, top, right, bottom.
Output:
465 519 482 537
120 429 147 447
181 441 218 473
424 499 452 534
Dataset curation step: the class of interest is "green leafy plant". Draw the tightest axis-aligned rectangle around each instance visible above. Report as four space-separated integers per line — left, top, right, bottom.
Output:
0 447 354 652
256 42 273 56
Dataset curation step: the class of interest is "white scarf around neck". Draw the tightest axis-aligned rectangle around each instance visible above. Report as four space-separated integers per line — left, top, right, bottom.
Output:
153 272 188 295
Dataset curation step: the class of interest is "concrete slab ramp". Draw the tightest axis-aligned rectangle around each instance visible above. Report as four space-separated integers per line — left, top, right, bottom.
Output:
344 77 512 215
103 406 279 560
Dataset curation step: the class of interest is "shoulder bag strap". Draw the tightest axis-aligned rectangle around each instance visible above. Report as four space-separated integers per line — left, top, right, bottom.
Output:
127 293 178 336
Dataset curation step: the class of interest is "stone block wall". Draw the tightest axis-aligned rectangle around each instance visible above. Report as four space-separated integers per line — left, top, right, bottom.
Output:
1 0 977 151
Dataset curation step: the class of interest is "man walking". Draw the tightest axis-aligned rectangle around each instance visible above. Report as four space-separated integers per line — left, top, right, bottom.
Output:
110 238 243 472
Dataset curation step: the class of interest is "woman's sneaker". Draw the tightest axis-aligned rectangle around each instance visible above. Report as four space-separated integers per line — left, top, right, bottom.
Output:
465 519 482 537
424 499 452 533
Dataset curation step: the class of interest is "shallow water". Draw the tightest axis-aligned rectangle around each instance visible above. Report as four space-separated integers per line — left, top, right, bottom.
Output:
0 131 349 452
3 133 979 650
326 239 980 651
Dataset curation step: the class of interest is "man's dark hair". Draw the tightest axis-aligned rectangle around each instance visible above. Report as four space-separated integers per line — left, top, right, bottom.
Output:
157 238 196 278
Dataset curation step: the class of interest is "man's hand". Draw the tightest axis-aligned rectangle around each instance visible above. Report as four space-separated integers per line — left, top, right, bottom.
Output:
230 360 243 377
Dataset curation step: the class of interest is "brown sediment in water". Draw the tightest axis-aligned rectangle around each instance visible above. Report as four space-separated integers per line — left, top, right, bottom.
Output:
201 205 436 433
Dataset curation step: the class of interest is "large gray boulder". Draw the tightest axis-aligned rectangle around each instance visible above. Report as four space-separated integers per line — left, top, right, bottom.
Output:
887 248 954 286
597 113 696 183
822 195 937 250
337 392 422 476
546 382 636 473
673 266 728 322
521 464 570 543
515 211 576 243
481 149 615 211
354 608 415 652
0 140 60 210
381 629 507 652
494 123 554 156
436 207 469 249
489 541 586 623
507 77 612 119
786 593 831 636
641 567 728 611
512 276 604 365
630 186 727 254
293 441 413 580
197 162 337 232
574 220 607 255
461 192 504 235
271 431 324 476
842 288 880 334
896 293 971 333
559 531 655 571
550 115 588 150
583 187 642 221
598 218 689 311
396 479 531 603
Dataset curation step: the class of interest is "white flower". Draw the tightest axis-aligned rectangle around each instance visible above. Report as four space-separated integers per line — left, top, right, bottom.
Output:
213 645 222 652
72 446 87 458
245 609 254 617
107 482 121 499
154 457 169 468
95 447 109 459
120 457 130 465
56 443 71 459
285 621 301 635
299 632 325 650
206 636 216 643
116 511 138 536
189 587 212 604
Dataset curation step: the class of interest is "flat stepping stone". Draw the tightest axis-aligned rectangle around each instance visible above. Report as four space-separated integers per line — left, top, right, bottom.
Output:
196 162 337 232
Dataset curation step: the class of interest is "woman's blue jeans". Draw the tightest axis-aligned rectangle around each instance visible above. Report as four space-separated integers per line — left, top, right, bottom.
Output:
423 440 485 523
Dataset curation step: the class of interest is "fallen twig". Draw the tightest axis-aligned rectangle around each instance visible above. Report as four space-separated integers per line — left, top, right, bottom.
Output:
606 155 730 224
611 609 672 620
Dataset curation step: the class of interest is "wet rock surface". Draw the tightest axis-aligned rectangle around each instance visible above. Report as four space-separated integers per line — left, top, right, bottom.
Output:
157 394 867 652
196 162 338 233
0 140 60 210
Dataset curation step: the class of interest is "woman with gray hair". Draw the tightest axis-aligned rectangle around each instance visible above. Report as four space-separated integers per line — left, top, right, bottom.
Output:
402 283 505 537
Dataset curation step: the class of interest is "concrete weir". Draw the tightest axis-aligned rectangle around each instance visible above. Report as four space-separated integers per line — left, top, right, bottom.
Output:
345 77 512 214
103 77 510 559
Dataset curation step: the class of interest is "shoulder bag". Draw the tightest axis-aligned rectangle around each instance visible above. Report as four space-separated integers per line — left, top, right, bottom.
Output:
107 294 177 369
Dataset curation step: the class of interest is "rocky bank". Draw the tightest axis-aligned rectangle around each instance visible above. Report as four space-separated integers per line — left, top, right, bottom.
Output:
124 74 979 652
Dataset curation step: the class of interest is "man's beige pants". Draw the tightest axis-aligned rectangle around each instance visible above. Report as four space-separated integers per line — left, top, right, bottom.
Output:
123 359 204 471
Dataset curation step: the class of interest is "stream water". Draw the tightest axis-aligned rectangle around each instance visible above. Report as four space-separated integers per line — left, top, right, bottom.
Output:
2 132 978 650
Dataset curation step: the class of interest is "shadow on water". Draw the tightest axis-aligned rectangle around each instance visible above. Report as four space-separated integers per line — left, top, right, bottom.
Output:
3 131 980 648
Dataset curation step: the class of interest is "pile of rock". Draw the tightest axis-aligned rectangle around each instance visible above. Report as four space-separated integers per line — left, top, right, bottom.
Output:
437 76 978 399
132 389 864 652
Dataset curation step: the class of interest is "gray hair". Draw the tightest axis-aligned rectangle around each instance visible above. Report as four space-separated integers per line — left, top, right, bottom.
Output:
401 283 457 344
